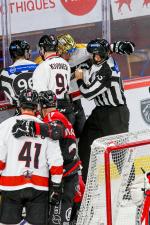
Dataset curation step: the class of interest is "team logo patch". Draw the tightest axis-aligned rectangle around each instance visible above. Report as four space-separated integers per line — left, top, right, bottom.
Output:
9 66 16 74
141 98 150 124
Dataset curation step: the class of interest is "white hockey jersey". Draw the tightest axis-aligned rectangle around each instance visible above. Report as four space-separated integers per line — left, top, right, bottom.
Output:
68 44 91 100
0 59 37 105
32 54 71 99
0 114 63 191
68 44 91 68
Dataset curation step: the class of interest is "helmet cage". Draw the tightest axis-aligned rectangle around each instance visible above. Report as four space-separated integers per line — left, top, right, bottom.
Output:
57 34 76 54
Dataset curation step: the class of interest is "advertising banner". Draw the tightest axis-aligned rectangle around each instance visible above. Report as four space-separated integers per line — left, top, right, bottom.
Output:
111 0 150 20
0 0 102 35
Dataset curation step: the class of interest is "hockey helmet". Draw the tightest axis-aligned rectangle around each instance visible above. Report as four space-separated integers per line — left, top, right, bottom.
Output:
57 33 76 54
39 90 56 109
87 38 110 59
9 40 31 59
38 35 58 53
18 89 39 110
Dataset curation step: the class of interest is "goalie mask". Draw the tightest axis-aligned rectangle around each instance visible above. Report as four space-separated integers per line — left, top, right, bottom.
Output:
18 89 39 110
9 40 31 60
87 38 109 62
39 90 56 109
57 33 76 55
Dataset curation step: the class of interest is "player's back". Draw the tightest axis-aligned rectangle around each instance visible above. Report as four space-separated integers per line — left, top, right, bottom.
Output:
0 114 56 191
32 56 71 99
43 110 78 165
0 59 37 105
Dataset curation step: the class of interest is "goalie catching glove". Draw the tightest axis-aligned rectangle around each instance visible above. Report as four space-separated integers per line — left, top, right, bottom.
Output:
111 41 135 55
49 182 63 205
12 119 65 140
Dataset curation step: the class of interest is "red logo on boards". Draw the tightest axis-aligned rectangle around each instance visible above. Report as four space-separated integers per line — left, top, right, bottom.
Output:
115 0 132 12
60 0 97 16
143 0 150 7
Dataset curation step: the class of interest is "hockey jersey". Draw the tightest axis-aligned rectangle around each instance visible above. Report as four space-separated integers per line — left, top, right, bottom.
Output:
0 114 63 191
0 59 38 105
32 54 71 99
68 44 92 101
42 109 81 177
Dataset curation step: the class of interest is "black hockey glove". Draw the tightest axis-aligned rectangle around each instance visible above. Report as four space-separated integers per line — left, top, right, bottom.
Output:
40 121 65 140
12 120 36 138
49 182 63 205
112 41 135 55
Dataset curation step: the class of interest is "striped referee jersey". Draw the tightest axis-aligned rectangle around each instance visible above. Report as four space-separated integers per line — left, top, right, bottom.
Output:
77 57 126 107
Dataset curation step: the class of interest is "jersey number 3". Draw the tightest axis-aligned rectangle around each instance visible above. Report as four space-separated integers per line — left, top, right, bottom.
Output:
18 141 41 169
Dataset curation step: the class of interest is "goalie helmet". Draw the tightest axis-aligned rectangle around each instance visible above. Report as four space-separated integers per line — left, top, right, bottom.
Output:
57 33 76 54
9 40 31 60
38 35 58 52
87 38 109 59
18 89 39 110
39 90 56 109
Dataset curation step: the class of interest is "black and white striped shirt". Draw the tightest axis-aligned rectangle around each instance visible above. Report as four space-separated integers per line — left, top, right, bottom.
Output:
0 59 37 105
77 57 126 107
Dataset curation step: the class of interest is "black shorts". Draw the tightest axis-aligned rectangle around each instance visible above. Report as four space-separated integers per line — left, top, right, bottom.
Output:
0 188 49 225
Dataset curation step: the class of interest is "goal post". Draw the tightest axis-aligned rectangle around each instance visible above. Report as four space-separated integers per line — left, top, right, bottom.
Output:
77 129 150 225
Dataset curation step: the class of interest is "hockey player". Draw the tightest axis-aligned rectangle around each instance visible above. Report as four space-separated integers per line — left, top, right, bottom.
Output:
32 34 75 125
57 33 135 137
0 89 63 225
12 90 84 225
0 40 37 109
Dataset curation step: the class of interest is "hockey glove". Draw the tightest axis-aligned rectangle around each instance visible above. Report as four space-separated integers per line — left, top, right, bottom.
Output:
49 182 63 205
12 120 36 138
112 41 135 55
40 121 65 140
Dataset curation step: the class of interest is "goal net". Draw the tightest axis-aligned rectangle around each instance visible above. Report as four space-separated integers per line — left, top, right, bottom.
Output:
77 129 150 225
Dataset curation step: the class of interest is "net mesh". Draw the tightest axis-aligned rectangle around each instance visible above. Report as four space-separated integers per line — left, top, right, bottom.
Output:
77 129 150 225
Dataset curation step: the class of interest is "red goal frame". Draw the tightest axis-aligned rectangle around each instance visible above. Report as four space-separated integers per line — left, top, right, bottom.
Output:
105 139 150 225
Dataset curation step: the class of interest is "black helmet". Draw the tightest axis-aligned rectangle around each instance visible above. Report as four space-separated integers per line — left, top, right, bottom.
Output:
87 38 109 59
39 90 56 109
38 35 58 52
18 89 39 110
9 40 30 59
